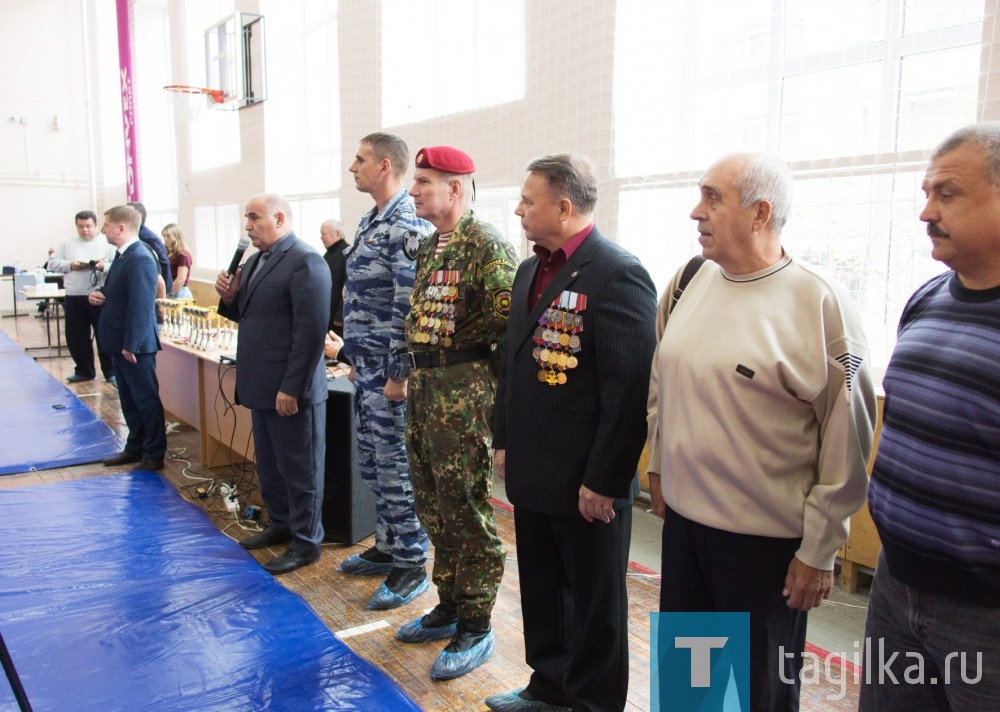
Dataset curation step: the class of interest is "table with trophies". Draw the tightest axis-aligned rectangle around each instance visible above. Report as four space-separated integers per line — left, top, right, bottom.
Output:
155 299 249 466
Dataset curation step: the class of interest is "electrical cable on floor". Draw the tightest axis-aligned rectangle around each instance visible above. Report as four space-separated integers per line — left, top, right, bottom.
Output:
212 363 260 506
167 446 213 484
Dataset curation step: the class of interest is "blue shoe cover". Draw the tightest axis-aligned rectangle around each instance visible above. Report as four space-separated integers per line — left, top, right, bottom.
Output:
367 575 429 609
431 630 495 680
338 553 394 576
484 687 571 711
396 615 458 643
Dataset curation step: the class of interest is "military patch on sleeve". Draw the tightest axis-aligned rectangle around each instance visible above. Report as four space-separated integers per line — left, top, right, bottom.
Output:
403 231 421 260
493 288 512 317
483 257 516 274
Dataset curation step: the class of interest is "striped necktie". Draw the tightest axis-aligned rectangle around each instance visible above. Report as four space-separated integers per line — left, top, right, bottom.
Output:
249 251 271 286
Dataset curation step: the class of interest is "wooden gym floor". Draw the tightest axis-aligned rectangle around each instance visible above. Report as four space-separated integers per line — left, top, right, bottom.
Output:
0 308 860 710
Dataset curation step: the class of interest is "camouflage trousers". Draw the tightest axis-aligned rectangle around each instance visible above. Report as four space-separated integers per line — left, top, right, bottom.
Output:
407 359 505 621
353 360 428 567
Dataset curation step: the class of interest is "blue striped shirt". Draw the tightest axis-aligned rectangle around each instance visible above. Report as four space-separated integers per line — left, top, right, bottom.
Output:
868 271 1000 605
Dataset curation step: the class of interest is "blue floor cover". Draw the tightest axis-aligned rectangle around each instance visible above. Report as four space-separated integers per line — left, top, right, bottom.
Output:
0 472 422 711
0 331 122 474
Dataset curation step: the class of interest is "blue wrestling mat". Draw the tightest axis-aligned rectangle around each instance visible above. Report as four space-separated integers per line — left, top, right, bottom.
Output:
0 472 421 711
0 331 122 474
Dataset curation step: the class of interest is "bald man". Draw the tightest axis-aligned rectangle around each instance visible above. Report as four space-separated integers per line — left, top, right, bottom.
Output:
216 193 331 575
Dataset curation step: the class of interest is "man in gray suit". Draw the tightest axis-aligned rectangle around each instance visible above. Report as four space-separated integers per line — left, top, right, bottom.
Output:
486 154 658 712
215 193 332 575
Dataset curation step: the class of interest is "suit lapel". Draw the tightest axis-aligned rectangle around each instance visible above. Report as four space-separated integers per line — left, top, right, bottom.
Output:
105 241 139 290
241 233 293 310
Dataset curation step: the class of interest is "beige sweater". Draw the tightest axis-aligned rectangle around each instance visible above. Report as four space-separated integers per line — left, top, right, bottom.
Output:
646 255 877 570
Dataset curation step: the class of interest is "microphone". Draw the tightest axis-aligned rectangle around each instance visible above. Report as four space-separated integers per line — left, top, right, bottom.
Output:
226 237 251 277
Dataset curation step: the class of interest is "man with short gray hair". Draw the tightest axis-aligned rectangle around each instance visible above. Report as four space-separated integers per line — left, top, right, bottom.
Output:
860 123 1000 710
215 193 331 576
646 153 877 710
320 218 349 337
487 152 658 712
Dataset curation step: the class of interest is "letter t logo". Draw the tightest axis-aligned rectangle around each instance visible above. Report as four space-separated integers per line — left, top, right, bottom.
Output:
675 637 729 687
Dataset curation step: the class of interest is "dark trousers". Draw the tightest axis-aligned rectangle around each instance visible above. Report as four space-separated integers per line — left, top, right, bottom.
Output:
515 506 632 712
113 352 166 461
251 403 326 554
659 507 806 712
63 295 113 378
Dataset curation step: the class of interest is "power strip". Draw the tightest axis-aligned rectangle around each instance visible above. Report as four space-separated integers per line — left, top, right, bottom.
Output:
225 495 239 513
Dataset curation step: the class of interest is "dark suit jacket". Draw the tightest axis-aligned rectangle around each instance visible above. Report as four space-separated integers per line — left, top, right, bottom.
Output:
96 240 160 355
323 240 349 329
138 224 172 288
493 228 657 516
217 232 331 410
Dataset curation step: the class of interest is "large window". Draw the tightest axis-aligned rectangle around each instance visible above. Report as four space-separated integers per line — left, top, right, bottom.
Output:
380 0 525 126
96 0 125 188
184 0 240 172
194 203 242 273
134 0 176 210
614 0 984 369
263 0 342 197
475 186 527 260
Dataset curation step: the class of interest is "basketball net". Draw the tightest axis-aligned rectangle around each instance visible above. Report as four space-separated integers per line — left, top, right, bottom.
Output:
164 85 225 122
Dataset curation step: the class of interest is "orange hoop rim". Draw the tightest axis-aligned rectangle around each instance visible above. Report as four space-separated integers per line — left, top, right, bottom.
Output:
163 85 224 105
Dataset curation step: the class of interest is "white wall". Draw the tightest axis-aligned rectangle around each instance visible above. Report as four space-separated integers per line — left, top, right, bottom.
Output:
0 0 96 272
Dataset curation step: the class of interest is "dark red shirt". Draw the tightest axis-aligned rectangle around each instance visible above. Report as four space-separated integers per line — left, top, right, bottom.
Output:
529 224 593 308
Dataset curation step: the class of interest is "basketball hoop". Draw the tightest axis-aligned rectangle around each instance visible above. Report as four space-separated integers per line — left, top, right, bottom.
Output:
164 85 225 122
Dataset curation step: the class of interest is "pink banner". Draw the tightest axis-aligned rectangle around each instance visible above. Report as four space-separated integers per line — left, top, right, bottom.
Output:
116 0 140 201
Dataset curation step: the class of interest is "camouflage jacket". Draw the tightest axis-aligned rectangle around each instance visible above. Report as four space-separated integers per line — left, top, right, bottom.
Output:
343 187 431 380
405 210 518 375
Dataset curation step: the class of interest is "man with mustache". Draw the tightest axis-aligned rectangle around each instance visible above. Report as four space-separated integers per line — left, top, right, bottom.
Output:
860 123 1000 709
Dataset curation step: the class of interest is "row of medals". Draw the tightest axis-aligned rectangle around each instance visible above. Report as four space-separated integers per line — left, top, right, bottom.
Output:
412 282 458 347
533 306 582 385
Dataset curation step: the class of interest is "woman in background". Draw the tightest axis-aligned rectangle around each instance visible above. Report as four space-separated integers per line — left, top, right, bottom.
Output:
162 224 193 300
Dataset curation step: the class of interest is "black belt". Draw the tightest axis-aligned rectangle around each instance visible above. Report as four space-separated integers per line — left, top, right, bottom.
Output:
408 345 492 370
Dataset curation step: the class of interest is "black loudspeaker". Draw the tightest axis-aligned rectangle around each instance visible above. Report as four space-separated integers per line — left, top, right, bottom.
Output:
322 376 376 544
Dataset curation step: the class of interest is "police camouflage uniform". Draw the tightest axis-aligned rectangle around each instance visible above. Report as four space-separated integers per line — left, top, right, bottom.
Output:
405 209 518 620
343 186 431 568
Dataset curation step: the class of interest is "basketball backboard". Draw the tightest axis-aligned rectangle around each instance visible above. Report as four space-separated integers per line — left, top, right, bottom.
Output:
204 12 266 109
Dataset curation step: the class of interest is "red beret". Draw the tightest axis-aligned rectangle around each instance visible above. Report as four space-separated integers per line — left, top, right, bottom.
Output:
414 146 476 174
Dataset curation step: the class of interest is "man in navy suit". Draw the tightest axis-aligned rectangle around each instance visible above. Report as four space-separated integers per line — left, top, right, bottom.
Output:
127 201 172 289
485 154 657 712
215 193 331 575
90 205 166 471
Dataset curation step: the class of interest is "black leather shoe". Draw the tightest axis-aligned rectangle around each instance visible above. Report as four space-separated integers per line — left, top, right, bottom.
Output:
262 548 320 575
240 527 292 550
67 374 95 383
102 451 142 466
132 459 164 471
